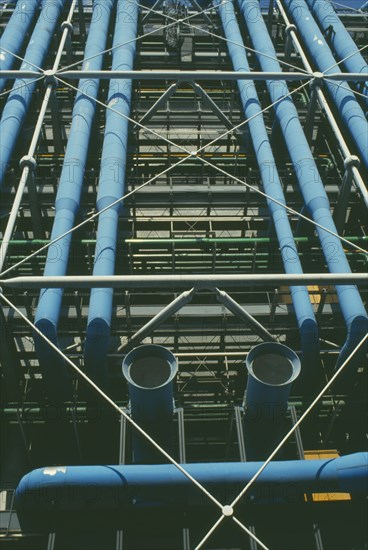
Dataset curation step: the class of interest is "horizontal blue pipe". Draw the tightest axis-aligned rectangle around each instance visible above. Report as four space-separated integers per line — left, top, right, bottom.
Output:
217 0 320 380
0 0 40 92
122 345 178 463
283 0 368 168
15 453 368 530
237 0 368 384
0 0 66 189
305 0 368 103
34 0 115 402
84 0 138 389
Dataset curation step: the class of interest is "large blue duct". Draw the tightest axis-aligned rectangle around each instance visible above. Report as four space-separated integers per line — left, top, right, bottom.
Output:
217 0 319 380
304 0 368 104
15 452 368 530
243 343 301 460
122 344 178 463
0 0 40 92
34 0 115 403
237 0 368 384
282 0 368 169
0 0 66 189
84 0 139 389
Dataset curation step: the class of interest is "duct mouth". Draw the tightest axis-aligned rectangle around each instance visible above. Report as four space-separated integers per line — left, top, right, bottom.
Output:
246 342 300 387
130 356 171 389
252 353 293 385
123 344 178 390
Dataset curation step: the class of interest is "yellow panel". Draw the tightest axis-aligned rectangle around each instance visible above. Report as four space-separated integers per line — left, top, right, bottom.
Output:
303 450 351 501
304 449 340 460
307 285 320 305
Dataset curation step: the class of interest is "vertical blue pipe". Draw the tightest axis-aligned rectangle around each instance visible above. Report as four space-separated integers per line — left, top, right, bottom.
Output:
0 0 40 92
243 343 301 460
237 0 368 381
122 345 178 463
84 0 139 389
34 0 115 402
282 0 368 168
304 0 368 104
217 0 320 379
0 0 66 188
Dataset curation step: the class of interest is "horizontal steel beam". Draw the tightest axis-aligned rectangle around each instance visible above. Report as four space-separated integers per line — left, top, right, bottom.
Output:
2 70 367 82
0 273 366 289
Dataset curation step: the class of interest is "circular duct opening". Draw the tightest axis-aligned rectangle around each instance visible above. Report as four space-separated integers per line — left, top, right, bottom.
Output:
252 353 293 386
130 356 171 389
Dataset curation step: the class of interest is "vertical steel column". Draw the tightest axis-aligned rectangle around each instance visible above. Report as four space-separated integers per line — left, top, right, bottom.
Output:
290 405 324 550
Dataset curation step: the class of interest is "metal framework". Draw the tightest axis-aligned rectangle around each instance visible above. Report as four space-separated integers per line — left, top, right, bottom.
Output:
0 0 367 549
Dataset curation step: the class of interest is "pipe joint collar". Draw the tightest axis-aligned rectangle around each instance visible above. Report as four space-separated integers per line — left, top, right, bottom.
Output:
19 155 37 171
310 72 324 90
44 70 57 88
61 20 73 34
285 23 296 36
344 155 360 170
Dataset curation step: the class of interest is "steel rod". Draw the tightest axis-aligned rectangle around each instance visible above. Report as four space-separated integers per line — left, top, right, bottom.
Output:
1 273 367 289
2 69 366 81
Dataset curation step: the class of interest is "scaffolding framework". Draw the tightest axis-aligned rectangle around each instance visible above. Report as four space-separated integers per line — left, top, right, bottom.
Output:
0 0 367 548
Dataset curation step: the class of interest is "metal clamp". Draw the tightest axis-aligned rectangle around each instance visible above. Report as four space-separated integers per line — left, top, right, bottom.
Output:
61 20 73 34
43 70 58 88
285 23 296 36
343 154 360 171
19 155 37 171
310 72 324 90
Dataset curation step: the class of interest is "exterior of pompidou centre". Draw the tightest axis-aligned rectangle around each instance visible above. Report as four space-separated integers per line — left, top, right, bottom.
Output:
0 0 367 548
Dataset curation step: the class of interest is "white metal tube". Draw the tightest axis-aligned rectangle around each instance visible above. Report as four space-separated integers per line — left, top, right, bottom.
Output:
0 273 366 289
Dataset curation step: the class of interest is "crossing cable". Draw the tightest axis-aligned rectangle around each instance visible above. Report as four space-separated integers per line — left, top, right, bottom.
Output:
0 78 315 276
322 44 368 75
323 78 368 100
0 289 268 550
193 331 368 549
1 6 366 277
1 74 366 279
196 156 368 255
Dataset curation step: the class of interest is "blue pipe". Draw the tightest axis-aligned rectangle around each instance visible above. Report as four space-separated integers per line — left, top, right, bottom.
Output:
237 0 368 385
0 0 66 189
34 0 115 402
243 343 300 460
304 0 368 104
282 0 368 169
217 0 320 381
84 0 138 390
122 345 178 463
15 452 368 530
0 0 40 92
